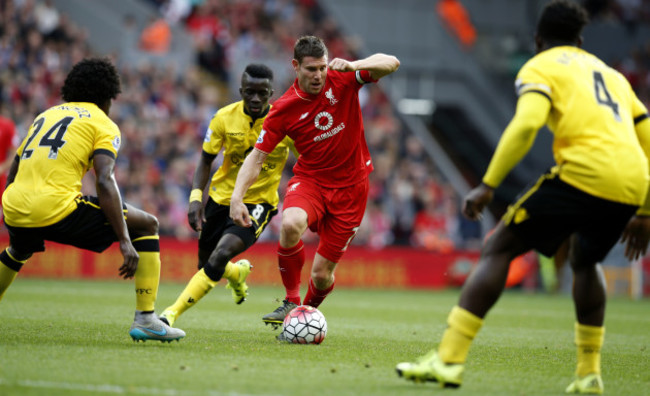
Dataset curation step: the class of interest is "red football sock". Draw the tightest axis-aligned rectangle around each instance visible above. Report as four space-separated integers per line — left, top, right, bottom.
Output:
278 240 305 305
303 277 334 308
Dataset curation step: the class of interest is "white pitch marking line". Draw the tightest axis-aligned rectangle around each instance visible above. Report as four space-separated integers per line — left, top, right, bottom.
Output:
0 378 283 396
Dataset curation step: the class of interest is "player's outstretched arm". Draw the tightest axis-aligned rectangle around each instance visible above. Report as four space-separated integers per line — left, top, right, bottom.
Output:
463 183 494 221
482 93 549 187
329 53 400 80
463 93 549 221
188 151 215 232
94 153 139 279
230 148 267 227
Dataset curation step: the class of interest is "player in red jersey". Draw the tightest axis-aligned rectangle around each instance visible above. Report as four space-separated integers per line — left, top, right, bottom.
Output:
230 35 399 330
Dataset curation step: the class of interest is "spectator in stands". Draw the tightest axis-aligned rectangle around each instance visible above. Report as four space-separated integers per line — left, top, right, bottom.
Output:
411 194 454 253
139 17 172 54
356 200 394 249
34 0 59 38
436 0 477 47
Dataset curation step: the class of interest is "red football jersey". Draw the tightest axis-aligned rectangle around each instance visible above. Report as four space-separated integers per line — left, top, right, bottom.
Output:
0 116 16 193
256 69 376 188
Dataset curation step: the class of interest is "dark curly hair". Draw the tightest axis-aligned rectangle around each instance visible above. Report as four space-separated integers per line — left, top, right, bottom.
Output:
293 35 328 64
244 63 274 80
537 0 589 43
61 57 121 105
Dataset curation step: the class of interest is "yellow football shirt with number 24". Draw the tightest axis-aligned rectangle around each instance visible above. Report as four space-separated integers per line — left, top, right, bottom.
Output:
3 102 121 228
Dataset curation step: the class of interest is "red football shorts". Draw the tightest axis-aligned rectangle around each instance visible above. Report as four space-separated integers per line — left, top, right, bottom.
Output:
283 176 369 263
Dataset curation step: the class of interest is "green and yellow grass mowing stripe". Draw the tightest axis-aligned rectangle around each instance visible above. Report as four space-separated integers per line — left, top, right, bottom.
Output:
1 279 648 395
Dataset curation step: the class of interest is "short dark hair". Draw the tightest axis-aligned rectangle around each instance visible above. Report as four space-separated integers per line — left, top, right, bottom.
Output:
293 35 328 64
537 0 589 43
61 57 121 105
244 63 273 80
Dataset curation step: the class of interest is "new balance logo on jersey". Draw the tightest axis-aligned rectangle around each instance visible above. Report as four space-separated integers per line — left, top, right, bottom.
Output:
325 88 338 105
299 112 309 120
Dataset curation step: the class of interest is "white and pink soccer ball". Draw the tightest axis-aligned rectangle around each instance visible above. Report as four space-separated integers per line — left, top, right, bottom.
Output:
282 305 327 344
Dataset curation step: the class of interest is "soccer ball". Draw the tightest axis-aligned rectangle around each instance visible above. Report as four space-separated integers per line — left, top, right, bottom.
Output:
282 305 327 344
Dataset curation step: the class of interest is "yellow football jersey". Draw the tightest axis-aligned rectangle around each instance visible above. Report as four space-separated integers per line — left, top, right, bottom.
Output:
203 101 295 206
516 46 649 206
3 102 121 227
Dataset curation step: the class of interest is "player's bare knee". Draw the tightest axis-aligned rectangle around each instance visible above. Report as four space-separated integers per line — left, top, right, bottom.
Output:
143 213 159 236
311 270 333 289
201 246 232 281
211 247 234 267
280 218 304 244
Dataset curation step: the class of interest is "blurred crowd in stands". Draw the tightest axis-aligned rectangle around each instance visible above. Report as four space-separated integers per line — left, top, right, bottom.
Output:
2 0 648 253
614 42 650 109
585 0 650 28
0 0 480 251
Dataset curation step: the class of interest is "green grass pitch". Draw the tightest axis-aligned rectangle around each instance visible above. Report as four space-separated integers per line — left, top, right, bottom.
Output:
0 278 648 395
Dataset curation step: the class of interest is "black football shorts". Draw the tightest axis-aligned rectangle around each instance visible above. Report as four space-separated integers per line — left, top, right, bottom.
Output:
5 196 126 254
198 198 277 252
502 171 637 262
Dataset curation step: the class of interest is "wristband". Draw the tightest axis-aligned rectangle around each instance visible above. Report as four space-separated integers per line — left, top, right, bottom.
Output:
189 189 203 203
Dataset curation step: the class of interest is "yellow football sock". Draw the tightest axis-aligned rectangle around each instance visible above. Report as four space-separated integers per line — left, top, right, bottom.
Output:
0 248 26 302
438 306 484 364
575 323 604 376
222 261 239 282
0 262 19 302
164 268 218 318
132 237 161 312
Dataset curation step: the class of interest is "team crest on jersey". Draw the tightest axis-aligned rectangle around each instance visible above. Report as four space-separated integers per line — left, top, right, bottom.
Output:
325 88 338 105
203 128 212 143
112 136 121 151
314 111 334 131
257 129 267 144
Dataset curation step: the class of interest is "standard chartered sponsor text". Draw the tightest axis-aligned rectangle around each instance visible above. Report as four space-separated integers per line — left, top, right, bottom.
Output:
313 122 345 142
